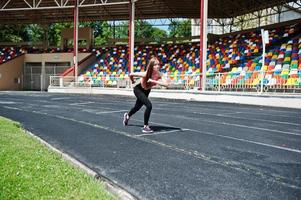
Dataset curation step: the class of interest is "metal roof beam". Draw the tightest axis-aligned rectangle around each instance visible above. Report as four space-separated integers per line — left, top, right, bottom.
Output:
64 0 70 6
23 0 33 8
284 4 301 14
0 0 129 11
79 1 129 8
36 0 43 7
54 0 60 7
1 0 12 9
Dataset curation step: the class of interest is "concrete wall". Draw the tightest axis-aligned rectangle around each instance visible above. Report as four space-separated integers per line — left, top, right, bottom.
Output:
61 27 92 49
24 53 91 90
62 53 96 77
0 53 91 91
24 53 90 63
0 55 25 91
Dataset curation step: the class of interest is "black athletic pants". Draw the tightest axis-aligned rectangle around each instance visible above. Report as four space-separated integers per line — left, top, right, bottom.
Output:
128 83 152 125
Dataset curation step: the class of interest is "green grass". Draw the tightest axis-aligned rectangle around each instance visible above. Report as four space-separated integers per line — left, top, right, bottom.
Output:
0 116 117 200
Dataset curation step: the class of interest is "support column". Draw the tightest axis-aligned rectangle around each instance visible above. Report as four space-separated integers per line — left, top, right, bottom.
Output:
41 61 45 91
113 21 116 40
260 29 269 94
73 0 79 81
128 0 135 74
199 0 208 91
42 24 49 50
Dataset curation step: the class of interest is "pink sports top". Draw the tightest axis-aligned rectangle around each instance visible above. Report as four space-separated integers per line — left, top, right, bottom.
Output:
141 70 161 90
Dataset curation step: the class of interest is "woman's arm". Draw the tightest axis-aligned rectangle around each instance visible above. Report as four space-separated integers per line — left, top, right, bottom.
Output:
129 72 146 84
129 72 146 78
148 78 171 87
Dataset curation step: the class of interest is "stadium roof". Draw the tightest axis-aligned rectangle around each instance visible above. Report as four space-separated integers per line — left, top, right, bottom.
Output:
0 0 298 24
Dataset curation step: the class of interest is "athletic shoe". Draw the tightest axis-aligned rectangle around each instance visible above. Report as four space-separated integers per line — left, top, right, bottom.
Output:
142 126 153 133
123 113 129 126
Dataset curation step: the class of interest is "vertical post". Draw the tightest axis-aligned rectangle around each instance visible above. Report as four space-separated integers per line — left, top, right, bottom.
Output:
218 72 221 92
202 0 208 92
128 0 135 74
30 67 33 90
199 0 208 92
199 0 203 91
60 77 63 88
113 21 116 40
40 74 43 92
21 75 24 90
41 61 45 91
277 6 282 23
43 24 49 50
73 0 79 82
261 29 269 93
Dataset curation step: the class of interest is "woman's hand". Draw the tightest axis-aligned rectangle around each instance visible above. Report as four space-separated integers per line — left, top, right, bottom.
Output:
147 79 154 83
129 74 135 84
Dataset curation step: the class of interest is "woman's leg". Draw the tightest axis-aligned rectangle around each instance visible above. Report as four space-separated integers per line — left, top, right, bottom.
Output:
135 89 152 126
131 86 152 125
143 90 152 126
128 86 145 117
128 98 143 117
127 86 152 126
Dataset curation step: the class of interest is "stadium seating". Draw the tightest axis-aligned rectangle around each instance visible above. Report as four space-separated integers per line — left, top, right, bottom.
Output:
0 47 24 64
78 22 300 89
206 23 301 89
78 43 201 87
2 22 299 90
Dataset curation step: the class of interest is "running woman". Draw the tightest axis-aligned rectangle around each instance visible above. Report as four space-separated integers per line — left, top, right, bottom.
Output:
123 57 170 133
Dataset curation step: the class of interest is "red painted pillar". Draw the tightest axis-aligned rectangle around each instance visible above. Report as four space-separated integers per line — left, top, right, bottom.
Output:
128 1 132 74
128 1 135 75
73 0 78 80
199 0 204 90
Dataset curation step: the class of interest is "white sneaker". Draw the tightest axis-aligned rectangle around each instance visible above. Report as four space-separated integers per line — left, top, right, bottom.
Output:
123 113 129 126
142 126 153 133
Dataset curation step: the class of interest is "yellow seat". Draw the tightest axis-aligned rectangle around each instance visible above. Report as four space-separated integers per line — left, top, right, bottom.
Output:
252 79 260 85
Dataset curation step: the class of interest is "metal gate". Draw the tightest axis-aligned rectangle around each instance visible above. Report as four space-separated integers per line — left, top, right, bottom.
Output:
23 63 42 91
23 62 70 91
45 62 70 90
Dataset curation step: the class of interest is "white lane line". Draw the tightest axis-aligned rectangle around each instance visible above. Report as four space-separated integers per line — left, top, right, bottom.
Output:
131 118 301 154
224 111 301 120
4 105 301 154
203 119 301 136
152 112 301 137
192 112 301 127
43 105 61 108
0 101 16 104
155 104 301 119
3 106 22 110
69 102 95 106
96 110 128 114
3 105 301 189
51 97 71 100
96 102 127 104
136 129 189 137
188 129 301 154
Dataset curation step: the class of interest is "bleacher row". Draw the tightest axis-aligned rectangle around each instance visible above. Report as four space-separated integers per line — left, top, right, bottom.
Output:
81 42 201 86
206 23 301 89
0 47 24 64
1 22 301 89
0 47 89 64
79 23 301 88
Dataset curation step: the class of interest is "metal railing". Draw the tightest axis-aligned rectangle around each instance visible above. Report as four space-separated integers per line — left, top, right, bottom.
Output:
206 70 301 93
49 75 201 90
49 70 301 93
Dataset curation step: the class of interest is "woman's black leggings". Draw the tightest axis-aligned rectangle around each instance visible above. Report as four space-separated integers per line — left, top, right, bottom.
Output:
128 83 152 125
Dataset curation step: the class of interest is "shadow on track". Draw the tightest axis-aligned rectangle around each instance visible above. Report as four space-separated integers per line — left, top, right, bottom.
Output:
128 124 182 132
